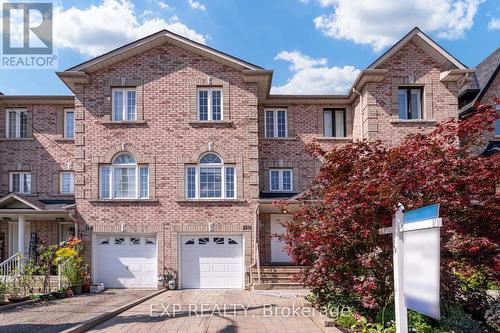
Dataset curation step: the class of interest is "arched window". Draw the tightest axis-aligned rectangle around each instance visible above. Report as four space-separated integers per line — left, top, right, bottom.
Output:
99 153 149 199
186 153 236 199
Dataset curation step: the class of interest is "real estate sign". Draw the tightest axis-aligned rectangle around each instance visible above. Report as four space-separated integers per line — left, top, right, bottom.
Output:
402 204 441 320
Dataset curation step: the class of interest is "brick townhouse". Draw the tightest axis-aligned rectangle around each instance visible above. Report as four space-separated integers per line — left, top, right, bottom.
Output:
0 27 492 290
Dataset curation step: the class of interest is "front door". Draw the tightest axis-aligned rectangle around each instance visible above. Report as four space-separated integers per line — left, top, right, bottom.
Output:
270 214 292 263
8 222 31 256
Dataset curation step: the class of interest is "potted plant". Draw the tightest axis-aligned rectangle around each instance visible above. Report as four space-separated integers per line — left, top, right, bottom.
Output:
55 238 85 295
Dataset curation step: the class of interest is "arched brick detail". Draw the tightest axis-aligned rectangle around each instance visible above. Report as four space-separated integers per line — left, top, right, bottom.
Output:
102 143 153 164
187 141 236 164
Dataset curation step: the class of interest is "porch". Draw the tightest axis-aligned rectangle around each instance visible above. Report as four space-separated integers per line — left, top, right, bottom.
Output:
0 193 76 277
252 200 306 290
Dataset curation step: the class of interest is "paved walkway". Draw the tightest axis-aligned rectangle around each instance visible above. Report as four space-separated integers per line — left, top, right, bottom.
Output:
88 290 323 333
0 289 153 333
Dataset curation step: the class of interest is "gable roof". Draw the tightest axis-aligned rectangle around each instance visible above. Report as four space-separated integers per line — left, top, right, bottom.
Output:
65 29 263 74
0 193 43 210
459 47 500 118
368 27 467 70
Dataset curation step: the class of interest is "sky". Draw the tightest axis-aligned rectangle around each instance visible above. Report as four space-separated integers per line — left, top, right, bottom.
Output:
0 0 499 96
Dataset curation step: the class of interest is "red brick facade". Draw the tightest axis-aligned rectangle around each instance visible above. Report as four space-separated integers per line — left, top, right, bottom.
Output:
0 29 471 287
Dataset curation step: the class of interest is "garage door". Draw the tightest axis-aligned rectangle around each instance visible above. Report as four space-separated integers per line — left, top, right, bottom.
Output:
181 235 243 289
95 235 157 289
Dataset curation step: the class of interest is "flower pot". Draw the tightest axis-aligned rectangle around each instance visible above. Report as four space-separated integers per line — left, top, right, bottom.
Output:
65 289 74 298
53 291 66 299
71 285 82 295
82 283 90 293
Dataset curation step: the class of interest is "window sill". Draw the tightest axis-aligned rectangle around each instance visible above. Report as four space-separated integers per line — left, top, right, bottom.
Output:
101 120 147 125
0 137 34 141
54 138 75 143
260 137 298 141
188 120 235 127
390 119 437 124
314 137 353 142
89 198 159 203
175 198 246 204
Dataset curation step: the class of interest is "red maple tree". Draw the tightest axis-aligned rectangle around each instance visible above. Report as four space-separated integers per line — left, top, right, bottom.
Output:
279 100 500 315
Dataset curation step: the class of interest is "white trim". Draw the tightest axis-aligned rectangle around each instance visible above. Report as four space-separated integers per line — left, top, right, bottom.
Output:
0 193 42 210
99 154 149 199
264 108 288 138
400 218 442 232
197 88 224 121
5 109 27 139
269 169 293 192
185 165 237 200
9 171 32 194
63 108 75 139
111 88 137 121
60 171 75 195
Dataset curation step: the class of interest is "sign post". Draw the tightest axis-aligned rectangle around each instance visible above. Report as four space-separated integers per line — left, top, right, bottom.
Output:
379 203 442 333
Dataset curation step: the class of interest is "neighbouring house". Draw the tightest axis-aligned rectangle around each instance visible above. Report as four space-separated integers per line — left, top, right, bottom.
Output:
0 27 484 290
458 47 500 156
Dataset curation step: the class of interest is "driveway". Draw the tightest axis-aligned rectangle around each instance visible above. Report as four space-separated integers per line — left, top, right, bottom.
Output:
87 290 323 333
0 289 154 333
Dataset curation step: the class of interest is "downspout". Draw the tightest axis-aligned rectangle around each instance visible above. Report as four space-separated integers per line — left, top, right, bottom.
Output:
246 202 260 288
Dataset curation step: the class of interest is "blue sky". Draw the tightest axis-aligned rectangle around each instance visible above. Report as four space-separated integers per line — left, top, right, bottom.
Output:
0 0 499 96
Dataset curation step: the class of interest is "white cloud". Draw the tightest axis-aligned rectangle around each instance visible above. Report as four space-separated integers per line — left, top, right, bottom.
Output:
271 50 360 95
53 0 205 57
488 18 500 30
275 51 327 71
188 0 206 11
157 1 170 9
313 0 483 52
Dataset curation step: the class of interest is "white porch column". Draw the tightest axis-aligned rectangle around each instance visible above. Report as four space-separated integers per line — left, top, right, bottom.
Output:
18 215 25 255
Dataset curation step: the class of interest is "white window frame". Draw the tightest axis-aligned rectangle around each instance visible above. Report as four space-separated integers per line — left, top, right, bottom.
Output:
64 108 75 139
9 171 31 194
197 88 223 121
99 154 149 200
264 109 288 138
5 109 27 138
269 169 293 192
185 155 236 200
60 172 75 195
111 88 137 121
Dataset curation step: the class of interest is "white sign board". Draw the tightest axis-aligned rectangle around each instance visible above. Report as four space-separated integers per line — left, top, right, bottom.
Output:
403 227 440 319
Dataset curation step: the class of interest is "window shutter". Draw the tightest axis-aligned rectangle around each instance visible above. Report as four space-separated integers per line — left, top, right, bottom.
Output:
25 110 33 138
0 109 5 138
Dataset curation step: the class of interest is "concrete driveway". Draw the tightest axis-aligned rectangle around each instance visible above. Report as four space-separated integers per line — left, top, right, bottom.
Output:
0 289 153 333
88 290 323 333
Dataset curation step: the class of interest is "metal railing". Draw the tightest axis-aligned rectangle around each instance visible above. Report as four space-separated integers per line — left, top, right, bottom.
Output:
0 252 22 279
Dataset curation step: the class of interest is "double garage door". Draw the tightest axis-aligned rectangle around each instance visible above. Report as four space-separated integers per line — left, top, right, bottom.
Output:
94 233 243 289
180 234 243 289
95 234 158 289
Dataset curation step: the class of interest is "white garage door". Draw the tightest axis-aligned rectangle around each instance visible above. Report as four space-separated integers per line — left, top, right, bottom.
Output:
181 235 243 289
95 235 157 289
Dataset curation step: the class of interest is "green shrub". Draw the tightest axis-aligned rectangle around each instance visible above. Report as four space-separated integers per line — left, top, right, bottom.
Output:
484 298 500 332
439 305 483 333
335 309 358 328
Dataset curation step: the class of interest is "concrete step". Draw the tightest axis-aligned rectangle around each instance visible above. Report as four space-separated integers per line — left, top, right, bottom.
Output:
253 283 307 290
260 276 300 283
259 266 305 273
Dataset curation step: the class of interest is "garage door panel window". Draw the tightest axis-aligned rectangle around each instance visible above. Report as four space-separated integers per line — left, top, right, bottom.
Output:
99 237 111 245
130 237 140 245
186 153 236 200
214 237 224 245
100 153 149 199
198 237 209 245
115 237 125 245
228 238 238 245
185 238 195 245
145 237 155 245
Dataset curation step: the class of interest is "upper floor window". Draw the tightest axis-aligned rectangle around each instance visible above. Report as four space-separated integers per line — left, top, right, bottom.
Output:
6 109 27 138
198 88 222 121
186 153 236 199
112 88 136 121
99 153 148 199
324 109 346 137
398 87 423 120
60 172 75 195
269 169 293 192
495 104 500 136
10 172 31 194
265 109 287 138
64 109 75 139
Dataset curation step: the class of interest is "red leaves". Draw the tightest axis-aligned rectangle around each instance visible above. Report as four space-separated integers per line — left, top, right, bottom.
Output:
280 102 500 312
